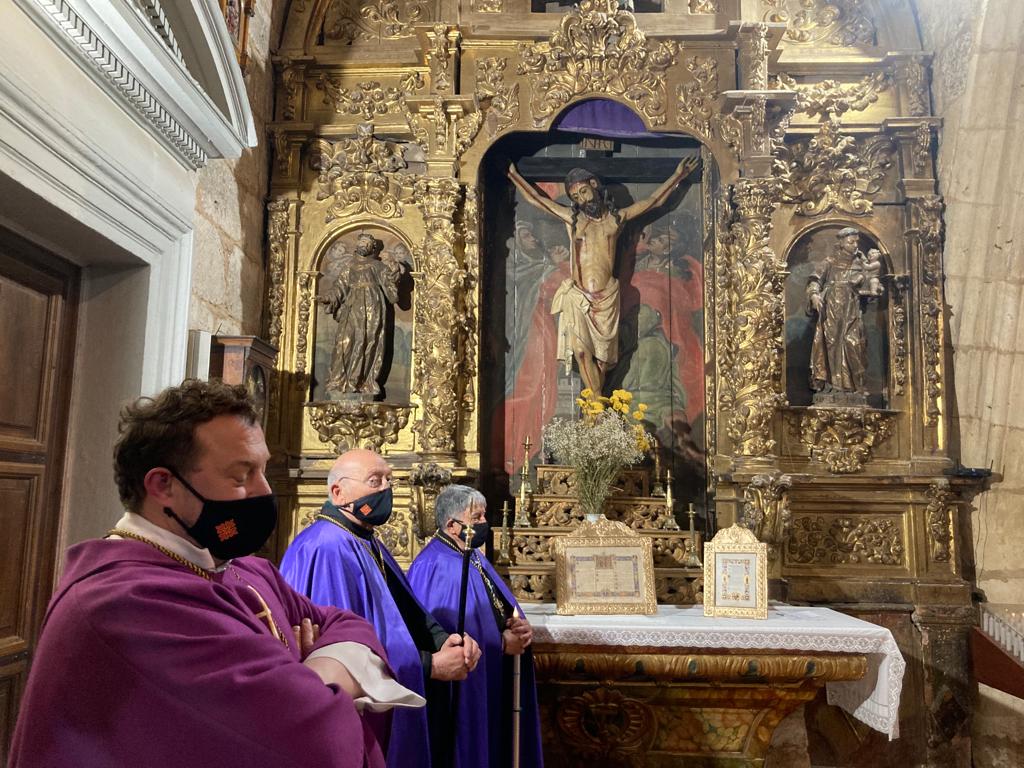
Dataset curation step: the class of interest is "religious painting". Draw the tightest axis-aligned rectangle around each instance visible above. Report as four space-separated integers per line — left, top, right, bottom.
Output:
784 226 890 408
220 0 253 71
480 123 707 515
310 229 414 404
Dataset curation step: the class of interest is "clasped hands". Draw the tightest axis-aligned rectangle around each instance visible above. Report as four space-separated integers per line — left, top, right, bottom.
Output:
431 633 482 681
502 615 533 656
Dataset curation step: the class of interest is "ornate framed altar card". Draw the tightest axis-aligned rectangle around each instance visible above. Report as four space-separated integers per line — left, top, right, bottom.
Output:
554 518 656 616
703 524 768 620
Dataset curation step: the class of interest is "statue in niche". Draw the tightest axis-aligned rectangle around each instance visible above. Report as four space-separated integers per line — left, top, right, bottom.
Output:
318 232 402 400
507 156 699 395
806 227 885 403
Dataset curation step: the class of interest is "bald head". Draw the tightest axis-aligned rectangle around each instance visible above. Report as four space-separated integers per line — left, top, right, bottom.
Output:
327 449 393 508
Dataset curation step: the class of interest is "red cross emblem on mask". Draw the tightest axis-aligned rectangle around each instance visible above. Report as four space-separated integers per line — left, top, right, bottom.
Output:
215 520 239 541
359 504 373 516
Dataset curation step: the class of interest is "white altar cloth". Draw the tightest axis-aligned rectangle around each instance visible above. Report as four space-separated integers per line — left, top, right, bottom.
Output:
523 602 905 739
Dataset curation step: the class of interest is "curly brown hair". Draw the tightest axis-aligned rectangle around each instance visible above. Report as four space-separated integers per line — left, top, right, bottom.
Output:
113 379 259 511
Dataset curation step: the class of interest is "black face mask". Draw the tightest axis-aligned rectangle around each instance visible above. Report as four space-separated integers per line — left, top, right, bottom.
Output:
163 469 277 560
346 487 393 527
454 520 490 550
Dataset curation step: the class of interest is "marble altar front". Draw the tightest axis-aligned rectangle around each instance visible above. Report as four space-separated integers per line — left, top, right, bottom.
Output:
523 604 905 767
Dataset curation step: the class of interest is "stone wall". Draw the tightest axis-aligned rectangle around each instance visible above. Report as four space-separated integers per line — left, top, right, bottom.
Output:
913 0 1024 764
189 2 278 337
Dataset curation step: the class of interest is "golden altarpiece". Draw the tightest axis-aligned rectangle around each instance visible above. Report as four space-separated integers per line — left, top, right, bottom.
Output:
265 2 981 766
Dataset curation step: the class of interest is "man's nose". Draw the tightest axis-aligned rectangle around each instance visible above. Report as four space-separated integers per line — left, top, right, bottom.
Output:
250 472 272 496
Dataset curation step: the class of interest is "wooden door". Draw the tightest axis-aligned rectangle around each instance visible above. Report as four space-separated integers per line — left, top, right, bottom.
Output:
0 228 78 760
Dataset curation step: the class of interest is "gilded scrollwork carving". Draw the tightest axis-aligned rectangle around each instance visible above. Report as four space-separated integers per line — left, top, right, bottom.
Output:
306 401 413 453
277 59 306 121
516 0 679 128
774 118 895 216
308 126 414 222
322 0 428 43
376 502 413 558
716 179 786 457
896 55 930 117
471 0 502 11
510 572 554 602
739 473 793 561
456 185 480 414
775 71 891 120
786 515 905 566
556 688 656 758
908 195 944 425
265 199 291 350
296 271 315 374
404 97 483 161
676 56 718 140
925 480 953 563
427 24 458 93
891 276 909 396
798 407 895 473
762 0 875 46
412 178 463 453
739 23 769 90
476 57 520 138
689 0 719 12
912 122 933 177
317 72 424 119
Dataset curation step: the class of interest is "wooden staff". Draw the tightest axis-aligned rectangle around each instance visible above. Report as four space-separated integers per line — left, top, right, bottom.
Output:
449 521 475 767
512 606 523 768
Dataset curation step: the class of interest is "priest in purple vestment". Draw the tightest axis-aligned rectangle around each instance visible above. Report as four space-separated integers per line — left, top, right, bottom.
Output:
9 380 423 768
280 449 482 768
407 485 544 768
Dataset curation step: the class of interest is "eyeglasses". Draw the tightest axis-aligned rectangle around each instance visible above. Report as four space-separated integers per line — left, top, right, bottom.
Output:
337 475 399 491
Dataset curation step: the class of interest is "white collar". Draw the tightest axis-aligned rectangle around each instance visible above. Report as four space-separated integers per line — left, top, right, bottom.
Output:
110 512 228 572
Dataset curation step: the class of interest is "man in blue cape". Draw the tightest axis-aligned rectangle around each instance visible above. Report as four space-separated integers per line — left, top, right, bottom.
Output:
281 449 481 768
407 485 544 768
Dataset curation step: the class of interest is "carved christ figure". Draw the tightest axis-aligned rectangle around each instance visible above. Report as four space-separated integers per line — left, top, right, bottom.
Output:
319 233 401 398
507 156 699 394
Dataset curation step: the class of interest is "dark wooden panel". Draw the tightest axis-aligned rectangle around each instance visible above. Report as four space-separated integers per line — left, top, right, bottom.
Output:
0 276 49 446
0 659 27 768
0 470 39 650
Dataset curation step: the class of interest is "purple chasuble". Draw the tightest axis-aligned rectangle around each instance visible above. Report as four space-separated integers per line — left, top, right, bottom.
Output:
280 518 432 768
407 537 544 768
9 538 389 768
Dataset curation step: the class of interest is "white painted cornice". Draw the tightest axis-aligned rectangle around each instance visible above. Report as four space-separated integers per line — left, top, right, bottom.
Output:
14 0 257 170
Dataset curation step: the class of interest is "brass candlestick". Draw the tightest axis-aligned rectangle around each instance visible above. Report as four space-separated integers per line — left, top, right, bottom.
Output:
682 502 702 567
497 500 512 565
651 435 665 497
514 436 532 527
662 469 680 530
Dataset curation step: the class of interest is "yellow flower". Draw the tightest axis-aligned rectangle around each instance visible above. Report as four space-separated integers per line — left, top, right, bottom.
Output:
590 402 605 413
576 398 586 408
633 411 644 420
612 389 633 402
580 388 594 399
637 402 649 412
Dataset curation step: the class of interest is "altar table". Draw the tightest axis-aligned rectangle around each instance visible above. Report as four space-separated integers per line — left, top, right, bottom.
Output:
523 603 905 768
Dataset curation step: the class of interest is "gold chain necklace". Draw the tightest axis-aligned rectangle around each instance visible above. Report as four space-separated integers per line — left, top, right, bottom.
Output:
433 533 506 622
108 529 212 580
315 514 387 578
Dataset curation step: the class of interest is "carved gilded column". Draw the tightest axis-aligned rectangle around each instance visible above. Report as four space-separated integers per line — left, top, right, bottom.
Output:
263 196 301 445
907 195 945 433
413 177 463 456
716 177 786 462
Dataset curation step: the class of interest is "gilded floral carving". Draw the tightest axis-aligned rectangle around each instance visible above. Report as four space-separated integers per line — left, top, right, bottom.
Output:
775 71 891 120
322 0 428 43
739 473 793 561
295 271 315 374
510 572 554 602
912 122 933 177
308 126 414 222
317 72 423 119
676 56 718 140
265 199 291 350
306 401 412 453
516 0 679 128
404 97 483 161
456 185 480 415
716 179 786 457
277 59 306 121
413 178 463 453
798 407 895 473
556 688 656 758
925 480 953 563
762 0 875 46
428 24 457 93
740 23 769 90
786 515 905 566
890 276 909 396
896 56 930 117
774 118 895 216
471 0 502 11
690 0 719 12
908 195 944 425
476 57 520 138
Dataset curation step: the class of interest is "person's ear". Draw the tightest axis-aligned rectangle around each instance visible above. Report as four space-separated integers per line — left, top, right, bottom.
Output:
143 467 175 506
